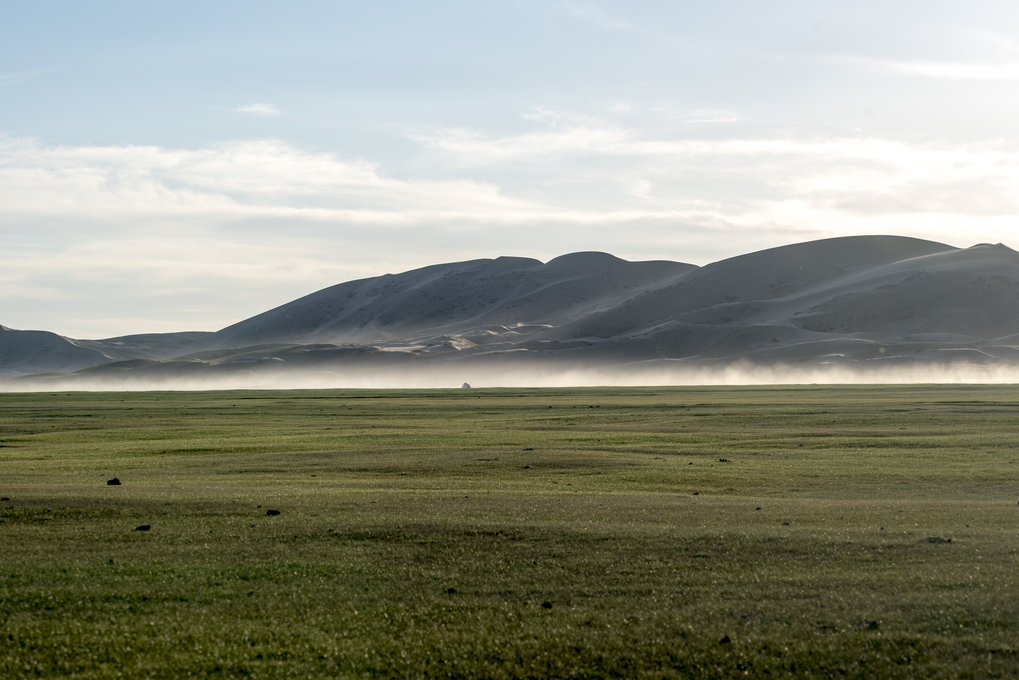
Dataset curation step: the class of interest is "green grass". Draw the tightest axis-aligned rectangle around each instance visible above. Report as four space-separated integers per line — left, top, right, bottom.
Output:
1 385 1017 678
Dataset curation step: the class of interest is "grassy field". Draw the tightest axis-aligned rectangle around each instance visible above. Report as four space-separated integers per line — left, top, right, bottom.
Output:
0 385 1016 678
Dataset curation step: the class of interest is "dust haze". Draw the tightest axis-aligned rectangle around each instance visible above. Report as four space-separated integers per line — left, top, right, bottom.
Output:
5 360 1019 392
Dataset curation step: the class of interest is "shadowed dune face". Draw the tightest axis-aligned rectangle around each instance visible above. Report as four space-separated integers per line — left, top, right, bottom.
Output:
5 235 1019 387
0 326 110 375
210 252 695 348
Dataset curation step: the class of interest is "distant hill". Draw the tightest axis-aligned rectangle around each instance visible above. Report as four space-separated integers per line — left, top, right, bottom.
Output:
5 235 1019 386
210 252 693 347
0 325 110 375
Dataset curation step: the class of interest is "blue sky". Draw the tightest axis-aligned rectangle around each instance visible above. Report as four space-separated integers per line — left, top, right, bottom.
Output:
4 0 1019 337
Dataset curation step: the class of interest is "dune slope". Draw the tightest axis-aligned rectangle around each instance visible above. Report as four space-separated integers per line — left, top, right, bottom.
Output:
7 235 1019 382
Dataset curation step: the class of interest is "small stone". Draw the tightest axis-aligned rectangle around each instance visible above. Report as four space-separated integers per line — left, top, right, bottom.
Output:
265 509 281 516
135 525 151 531
107 478 121 486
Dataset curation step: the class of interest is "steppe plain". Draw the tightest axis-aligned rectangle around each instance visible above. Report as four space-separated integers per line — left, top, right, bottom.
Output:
1 385 1016 678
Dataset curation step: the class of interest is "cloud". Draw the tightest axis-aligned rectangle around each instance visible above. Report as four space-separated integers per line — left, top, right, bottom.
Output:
682 109 743 124
414 119 633 162
6 128 1019 238
559 1 638 33
234 102 281 116
411 113 1019 252
6 126 1016 242
0 137 538 227
852 56 1019 81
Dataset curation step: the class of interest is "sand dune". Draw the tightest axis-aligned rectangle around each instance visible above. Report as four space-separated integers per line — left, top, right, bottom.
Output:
211 252 694 348
5 235 1019 386
0 325 111 376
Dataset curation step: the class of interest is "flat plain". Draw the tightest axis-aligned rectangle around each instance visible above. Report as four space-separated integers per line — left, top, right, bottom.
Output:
1 385 1016 678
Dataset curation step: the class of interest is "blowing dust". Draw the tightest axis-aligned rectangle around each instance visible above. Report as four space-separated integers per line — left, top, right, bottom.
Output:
4 359 1019 392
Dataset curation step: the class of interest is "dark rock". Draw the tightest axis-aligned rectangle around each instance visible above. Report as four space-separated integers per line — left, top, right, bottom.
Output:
107 478 121 486
135 525 151 531
719 635 732 644
446 587 457 594
782 521 790 526
265 509 281 516
541 601 552 609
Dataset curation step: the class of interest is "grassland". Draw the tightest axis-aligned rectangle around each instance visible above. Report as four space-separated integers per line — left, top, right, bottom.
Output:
0 385 1016 678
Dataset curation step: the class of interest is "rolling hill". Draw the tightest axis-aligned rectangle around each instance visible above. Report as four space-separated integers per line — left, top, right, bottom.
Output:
4 235 1019 386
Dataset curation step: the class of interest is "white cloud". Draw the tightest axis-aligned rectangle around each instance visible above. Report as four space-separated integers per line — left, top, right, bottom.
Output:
234 102 281 116
682 109 743 124
0 137 537 226
6 131 1019 238
625 177 654 199
852 56 1019 81
559 1 638 33
414 120 633 162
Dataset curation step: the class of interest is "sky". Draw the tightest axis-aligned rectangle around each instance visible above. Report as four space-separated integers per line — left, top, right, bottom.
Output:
4 0 1019 338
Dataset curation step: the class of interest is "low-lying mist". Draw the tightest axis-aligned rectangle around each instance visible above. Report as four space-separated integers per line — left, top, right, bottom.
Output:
5 359 1019 392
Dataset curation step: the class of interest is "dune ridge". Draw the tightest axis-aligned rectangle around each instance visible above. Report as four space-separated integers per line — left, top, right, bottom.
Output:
5 235 1019 387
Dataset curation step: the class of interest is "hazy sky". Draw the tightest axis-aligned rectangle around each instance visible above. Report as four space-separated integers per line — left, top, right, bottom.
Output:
4 1 1019 338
